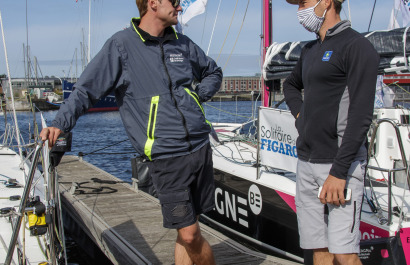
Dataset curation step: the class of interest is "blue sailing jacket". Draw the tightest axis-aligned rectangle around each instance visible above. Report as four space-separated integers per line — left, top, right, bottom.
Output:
52 18 222 160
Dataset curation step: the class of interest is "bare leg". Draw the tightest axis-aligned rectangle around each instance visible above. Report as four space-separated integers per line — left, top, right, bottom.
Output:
313 248 335 265
334 253 362 265
175 221 215 265
175 236 193 265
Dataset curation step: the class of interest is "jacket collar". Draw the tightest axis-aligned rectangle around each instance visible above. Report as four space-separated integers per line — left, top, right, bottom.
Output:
131 17 178 43
326 20 351 37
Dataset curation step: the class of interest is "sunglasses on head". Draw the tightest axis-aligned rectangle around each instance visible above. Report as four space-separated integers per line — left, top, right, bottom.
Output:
169 0 180 8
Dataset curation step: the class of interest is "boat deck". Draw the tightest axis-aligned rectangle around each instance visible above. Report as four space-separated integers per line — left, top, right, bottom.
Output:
57 155 301 265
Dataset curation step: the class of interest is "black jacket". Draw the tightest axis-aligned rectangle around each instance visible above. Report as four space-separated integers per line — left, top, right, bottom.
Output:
283 21 380 179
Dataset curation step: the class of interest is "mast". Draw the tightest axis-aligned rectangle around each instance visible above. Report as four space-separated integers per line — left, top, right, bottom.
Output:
262 0 272 107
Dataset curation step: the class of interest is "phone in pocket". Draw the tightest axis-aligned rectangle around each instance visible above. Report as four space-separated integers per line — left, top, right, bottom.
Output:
318 187 352 202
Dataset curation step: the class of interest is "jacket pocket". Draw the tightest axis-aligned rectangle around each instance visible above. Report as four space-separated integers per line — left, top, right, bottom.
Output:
184 88 212 129
144 96 159 161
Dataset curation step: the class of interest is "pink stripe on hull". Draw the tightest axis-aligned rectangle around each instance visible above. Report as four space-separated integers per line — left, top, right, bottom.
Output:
275 190 296 213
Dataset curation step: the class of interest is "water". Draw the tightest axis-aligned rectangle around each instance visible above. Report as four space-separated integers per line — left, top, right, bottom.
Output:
0 100 264 264
0 101 262 182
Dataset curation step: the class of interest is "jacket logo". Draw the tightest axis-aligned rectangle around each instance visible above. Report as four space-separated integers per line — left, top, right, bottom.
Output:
322 51 333 62
170 53 184 63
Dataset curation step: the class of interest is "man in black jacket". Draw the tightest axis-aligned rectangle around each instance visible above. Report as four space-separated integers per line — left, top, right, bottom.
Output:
284 0 379 264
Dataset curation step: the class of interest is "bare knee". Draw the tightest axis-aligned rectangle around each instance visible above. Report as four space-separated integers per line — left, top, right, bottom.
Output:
177 223 202 247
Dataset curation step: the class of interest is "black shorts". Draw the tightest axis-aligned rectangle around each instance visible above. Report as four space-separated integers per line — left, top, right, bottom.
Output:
148 143 215 229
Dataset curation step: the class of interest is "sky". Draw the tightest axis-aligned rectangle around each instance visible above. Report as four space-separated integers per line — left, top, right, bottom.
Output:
0 0 394 78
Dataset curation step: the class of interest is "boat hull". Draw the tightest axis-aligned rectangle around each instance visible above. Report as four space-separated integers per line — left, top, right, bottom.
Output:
62 80 118 112
205 167 407 264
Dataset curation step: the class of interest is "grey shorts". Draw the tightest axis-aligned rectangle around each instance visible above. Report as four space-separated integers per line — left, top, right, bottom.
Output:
295 159 366 254
148 143 215 229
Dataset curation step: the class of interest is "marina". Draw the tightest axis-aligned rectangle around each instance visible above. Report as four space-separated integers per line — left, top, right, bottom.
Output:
57 155 299 265
2 0 410 264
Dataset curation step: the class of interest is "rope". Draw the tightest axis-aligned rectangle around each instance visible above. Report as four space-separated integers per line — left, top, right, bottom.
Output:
216 0 239 63
78 138 131 156
223 0 250 72
203 102 252 119
391 82 410 96
368 0 377 32
206 0 222 55
79 151 136 156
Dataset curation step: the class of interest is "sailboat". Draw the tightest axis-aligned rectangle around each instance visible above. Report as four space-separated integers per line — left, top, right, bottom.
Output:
62 0 119 112
197 1 410 264
0 8 67 265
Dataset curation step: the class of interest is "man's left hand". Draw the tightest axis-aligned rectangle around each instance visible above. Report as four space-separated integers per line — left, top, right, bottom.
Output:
319 175 346 206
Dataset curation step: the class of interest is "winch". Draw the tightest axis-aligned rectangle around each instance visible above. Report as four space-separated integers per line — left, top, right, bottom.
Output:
26 196 49 236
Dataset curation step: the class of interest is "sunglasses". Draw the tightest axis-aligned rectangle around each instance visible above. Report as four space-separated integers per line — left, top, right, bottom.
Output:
169 0 180 8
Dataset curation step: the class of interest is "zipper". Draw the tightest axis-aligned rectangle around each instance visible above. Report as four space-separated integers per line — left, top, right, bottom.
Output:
159 43 192 151
148 104 157 138
144 96 159 161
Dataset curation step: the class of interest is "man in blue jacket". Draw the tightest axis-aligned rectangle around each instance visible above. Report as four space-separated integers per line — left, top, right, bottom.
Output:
40 0 222 264
283 0 379 264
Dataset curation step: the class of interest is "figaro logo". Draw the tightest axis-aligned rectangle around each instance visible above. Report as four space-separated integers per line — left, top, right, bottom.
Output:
169 53 184 63
322 51 333 61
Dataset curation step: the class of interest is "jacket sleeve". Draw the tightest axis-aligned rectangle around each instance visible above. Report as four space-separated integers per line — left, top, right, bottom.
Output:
283 49 304 118
188 40 222 102
329 37 380 179
51 37 127 132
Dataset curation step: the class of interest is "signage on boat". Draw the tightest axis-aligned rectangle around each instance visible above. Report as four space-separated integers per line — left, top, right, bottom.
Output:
214 185 263 229
248 184 262 215
259 107 298 173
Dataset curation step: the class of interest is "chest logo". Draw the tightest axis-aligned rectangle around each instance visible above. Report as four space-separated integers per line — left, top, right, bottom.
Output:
170 53 184 63
322 51 333 62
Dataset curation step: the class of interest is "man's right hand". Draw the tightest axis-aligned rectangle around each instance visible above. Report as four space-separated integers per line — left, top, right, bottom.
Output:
40 127 62 148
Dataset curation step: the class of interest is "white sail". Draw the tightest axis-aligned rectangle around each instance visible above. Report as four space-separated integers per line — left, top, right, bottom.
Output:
389 0 410 29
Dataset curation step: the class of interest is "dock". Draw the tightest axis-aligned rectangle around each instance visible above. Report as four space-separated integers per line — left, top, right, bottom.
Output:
57 155 301 265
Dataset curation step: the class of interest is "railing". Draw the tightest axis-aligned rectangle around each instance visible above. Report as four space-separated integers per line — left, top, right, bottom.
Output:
367 118 409 225
4 142 43 265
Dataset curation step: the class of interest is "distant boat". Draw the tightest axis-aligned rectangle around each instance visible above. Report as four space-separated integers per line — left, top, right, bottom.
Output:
62 80 118 112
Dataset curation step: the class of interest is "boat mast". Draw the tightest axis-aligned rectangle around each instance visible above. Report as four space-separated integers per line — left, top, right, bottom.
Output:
262 0 273 107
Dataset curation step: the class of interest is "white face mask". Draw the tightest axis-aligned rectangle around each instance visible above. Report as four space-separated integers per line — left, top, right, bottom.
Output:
297 0 327 33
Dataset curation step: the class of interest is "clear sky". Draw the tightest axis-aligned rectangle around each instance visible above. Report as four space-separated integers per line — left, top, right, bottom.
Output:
0 0 394 78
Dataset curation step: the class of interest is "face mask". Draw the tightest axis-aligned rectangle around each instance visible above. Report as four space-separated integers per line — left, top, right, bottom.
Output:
297 0 327 33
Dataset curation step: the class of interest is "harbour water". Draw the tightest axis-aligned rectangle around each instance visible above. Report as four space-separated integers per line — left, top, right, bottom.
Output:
19 101 262 182
0 100 266 264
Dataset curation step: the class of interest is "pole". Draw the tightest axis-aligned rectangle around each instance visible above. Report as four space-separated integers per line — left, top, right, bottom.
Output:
262 0 272 108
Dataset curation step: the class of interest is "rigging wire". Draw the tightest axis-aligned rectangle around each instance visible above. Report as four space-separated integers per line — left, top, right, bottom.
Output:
78 138 130 156
206 0 222 56
0 7 24 159
200 9 208 46
204 102 252 119
222 0 250 72
216 0 239 63
368 0 377 32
